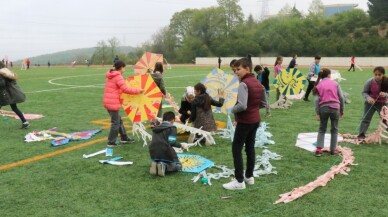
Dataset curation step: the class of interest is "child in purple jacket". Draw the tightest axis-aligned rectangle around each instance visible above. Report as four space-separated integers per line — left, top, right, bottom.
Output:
313 68 344 157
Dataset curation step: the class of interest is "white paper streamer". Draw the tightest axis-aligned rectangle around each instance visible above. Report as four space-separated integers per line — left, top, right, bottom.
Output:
192 150 282 186
172 121 216 145
255 122 275 148
83 149 106 158
132 122 152 147
270 96 293 109
102 161 133 166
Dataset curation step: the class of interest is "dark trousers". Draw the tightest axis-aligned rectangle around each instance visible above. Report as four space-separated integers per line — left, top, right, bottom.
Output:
348 64 355 71
10 104 26 123
107 110 127 143
232 122 259 183
304 80 315 100
317 107 339 151
358 103 384 138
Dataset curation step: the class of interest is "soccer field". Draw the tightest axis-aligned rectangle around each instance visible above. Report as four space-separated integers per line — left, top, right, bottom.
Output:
0 65 387 217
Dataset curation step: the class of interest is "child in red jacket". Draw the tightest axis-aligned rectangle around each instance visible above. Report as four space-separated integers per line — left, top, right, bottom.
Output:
103 60 143 147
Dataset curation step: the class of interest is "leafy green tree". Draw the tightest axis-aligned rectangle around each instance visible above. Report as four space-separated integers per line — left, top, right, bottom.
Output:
217 0 244 37
308 0 324 17
368 0 388 22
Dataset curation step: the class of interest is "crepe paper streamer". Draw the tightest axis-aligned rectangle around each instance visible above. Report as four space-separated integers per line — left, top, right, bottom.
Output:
132 122 152 147
273 68 307 96
270 96 293 109
0 109 44 120
343 92 351 104
286 91 305 100
178 154 215 173
255 122 275 148
340 106 388 145
164 92 180 114
173 147 184 154
99 156 123 164
191 150 282 186
173 121 216 146
133 52 164 75
102 161 133 166
201 68 239 114
274 146 356 204
295 132 344 152
217 115 235 141
83 149 107 159
355 64 363 71
330 70 346 82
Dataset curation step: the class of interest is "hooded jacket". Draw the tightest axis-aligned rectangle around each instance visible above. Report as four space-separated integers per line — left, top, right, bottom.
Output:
149 121 181 163
0 68 25 106
103 70 141 111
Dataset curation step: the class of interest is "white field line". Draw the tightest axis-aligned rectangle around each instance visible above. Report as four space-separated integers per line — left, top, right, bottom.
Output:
26 73 207 94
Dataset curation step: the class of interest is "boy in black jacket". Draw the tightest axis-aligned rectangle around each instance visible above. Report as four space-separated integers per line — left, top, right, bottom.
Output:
254 65 271 117
149 111 187 176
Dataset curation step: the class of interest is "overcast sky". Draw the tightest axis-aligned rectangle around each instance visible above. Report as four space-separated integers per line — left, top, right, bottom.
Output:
0 0 368 60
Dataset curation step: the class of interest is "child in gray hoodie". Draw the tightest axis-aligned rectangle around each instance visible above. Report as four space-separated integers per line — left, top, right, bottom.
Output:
149 111 187 176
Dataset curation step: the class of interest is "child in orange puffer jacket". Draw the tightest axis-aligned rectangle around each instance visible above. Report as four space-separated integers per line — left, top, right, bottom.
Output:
103 60 143 147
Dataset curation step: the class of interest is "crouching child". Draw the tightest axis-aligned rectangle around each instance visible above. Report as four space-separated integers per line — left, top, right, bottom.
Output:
149 111 187 176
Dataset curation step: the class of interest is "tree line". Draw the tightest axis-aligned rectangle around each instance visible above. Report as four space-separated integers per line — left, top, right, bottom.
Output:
93 0 388 64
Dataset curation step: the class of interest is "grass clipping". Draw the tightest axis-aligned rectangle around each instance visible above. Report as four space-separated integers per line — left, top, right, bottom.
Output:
274 146 355 204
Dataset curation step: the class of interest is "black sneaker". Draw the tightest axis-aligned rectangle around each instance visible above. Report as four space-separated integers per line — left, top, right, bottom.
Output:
303 98 310 102
21 122 30 129
120 137 135 144
107 142 119 147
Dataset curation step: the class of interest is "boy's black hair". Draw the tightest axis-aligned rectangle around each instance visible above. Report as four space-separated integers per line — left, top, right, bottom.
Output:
113 60 126 70
374 66 385 75
230 59 237 67
254 65 262 72
315 56 321 60
163 111 175 122
234 58 252 72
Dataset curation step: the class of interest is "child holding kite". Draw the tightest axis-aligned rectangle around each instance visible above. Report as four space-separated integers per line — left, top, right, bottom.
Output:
357 67 388 141
0 62 29 128
274 56 283 101
179 86 195 123
103 60 143 147
190 83 224 133
304 56 321 102
150 62 166 127
149 111 188 176
312 68 344 157
223 58 264 190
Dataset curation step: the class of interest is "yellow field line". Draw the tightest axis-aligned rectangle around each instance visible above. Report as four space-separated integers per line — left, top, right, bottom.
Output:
0 137 106 171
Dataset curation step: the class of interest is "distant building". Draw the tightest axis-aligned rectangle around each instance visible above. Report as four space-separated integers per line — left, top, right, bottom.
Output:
324 4 358 16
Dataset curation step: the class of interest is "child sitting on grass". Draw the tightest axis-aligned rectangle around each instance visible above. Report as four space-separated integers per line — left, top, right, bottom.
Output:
149 111 188 176
178 86 195 123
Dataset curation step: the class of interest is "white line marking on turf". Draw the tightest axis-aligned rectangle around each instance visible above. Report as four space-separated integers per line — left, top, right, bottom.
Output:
27 73 207 94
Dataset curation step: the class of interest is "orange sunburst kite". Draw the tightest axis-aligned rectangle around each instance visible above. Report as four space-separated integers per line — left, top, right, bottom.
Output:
120 74 163 123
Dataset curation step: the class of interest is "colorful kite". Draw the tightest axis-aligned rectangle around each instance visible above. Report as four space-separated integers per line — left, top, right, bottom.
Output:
178 154 214 173
273 68 307 96
201 68 239 114
133 52 164 75
121 73 163 123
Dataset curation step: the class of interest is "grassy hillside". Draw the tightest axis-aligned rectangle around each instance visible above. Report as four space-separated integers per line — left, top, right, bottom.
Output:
14 46 133 65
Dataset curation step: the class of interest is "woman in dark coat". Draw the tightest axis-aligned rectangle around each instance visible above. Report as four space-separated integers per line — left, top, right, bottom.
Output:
0 62 29 128
190 83 224 132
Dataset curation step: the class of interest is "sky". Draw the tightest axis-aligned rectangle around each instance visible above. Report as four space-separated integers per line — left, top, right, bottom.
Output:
0 0 368 60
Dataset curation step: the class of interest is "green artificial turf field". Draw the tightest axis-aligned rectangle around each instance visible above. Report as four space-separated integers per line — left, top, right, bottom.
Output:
0 65 387 217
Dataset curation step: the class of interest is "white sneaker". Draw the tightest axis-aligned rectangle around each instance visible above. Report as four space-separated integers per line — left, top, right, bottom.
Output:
223 179 246 190
244 177 255 185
